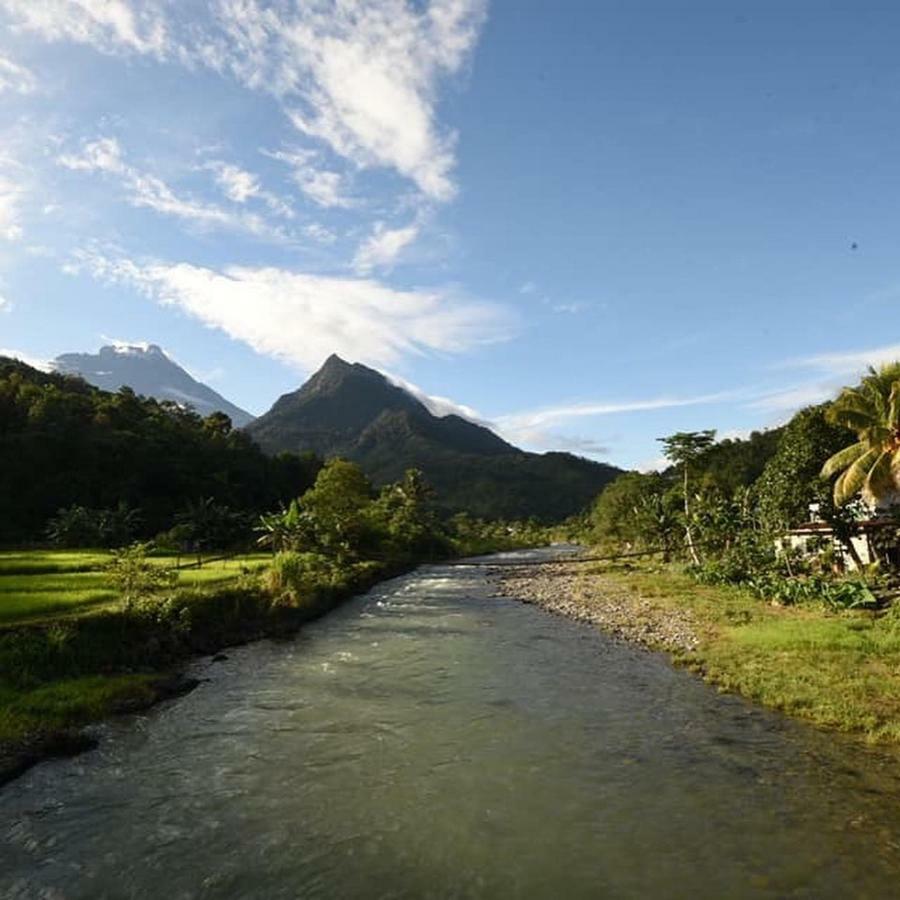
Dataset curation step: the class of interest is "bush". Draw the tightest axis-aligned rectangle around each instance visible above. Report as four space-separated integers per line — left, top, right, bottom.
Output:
106 542 178 611
264 551 337 608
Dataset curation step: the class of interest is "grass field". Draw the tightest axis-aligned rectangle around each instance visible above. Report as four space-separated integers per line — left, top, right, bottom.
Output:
585 559 900 742
0 550 271 625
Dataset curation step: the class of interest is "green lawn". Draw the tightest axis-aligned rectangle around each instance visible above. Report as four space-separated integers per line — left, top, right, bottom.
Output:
0 550 271 625
585 559 900 742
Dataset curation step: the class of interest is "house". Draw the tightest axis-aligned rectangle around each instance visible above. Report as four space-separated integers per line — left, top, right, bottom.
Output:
776 504 900 571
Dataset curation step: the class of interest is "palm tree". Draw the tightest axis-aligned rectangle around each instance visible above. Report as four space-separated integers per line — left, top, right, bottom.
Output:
821 362 900 507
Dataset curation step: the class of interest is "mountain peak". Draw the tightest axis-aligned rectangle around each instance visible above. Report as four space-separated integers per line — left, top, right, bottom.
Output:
322 352 350 369
100 341 167 358
246 353 621 519
53 344 254 427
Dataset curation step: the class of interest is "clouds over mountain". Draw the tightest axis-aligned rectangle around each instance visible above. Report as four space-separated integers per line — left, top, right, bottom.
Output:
69 250 512 373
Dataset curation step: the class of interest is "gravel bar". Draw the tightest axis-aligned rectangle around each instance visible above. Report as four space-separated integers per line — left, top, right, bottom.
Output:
491 561 700 654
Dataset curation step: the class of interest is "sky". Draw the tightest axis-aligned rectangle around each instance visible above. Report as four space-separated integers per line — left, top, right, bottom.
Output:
1 0 900 470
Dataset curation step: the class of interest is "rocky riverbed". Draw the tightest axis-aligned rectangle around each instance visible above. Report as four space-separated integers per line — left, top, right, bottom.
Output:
492 561 700 654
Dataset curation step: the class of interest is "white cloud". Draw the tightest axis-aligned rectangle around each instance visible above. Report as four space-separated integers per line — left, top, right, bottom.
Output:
384 371 489 425
303 222 337 244
496 392 732 435
0 174 24 240
4 0 487 201
0 293 9 311
747 383 836 414
243 0 485 201
497 425 609 456
637 455 669 474
264 147 354 209
57 137 286 239
0 55 36 94
551 303 585 314
207 161 258 203
519 281 537 295
68 251 513 372
203 160 294 218
57 136 126 174
0 0 169 58
487 392 733 457
751 341 900 417
0 348 50 370
353 221 419 273
785 343 900 378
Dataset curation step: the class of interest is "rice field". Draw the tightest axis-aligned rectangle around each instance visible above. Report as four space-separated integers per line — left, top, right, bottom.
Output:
0 550 271 625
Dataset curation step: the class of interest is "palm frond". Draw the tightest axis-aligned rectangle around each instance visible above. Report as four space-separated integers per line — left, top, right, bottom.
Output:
821 441 867 479
890 381 900 431
834 448 877 505
864 450 895 502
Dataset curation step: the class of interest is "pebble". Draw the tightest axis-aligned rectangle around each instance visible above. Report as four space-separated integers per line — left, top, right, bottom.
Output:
491 562 700 654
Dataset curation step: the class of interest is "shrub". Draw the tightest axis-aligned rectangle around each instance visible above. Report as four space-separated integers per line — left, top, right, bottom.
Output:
106 542 178 611
264 551 336 608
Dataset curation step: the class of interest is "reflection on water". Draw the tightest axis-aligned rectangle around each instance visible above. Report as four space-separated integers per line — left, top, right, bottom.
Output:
3 549 900 899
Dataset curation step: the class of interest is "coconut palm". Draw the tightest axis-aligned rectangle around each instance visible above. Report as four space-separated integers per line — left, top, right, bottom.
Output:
821 362 900 507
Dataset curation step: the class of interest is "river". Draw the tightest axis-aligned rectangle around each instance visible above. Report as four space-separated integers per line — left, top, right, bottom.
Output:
3 549 900 898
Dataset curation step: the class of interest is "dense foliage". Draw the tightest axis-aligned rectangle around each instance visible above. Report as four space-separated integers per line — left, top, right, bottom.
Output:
0 357 323 543
583 378 900 608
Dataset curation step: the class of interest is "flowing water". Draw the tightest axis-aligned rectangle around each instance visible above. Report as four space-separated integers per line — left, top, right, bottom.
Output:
4 549 900 899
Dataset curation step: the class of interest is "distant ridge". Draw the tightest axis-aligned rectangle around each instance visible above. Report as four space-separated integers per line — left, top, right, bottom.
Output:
246 354 622 520
54 344 254 427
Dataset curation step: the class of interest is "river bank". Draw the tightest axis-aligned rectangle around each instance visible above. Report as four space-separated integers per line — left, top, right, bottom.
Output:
493 557 900 743
0 557 413 787
7 549 900 898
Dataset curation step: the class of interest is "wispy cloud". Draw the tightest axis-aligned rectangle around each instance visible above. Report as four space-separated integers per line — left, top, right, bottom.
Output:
0 347 50 370
747 382 836 413
491 392 733 457
1 0 169 58
0 55 36 94
67 250 514 372
784 342 900 378
353 221 420 273
57 137 288 240
384 371 490 425
264 147 355 209
752 341 900 415
496 392 732 434
0 173 24 240
203 160 294 218
5 0 487 202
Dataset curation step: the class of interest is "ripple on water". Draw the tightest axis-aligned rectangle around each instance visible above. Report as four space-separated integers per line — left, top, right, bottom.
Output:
3 552 900 898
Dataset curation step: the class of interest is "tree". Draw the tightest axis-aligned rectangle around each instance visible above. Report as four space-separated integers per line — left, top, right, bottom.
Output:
590 471 674 549
821 363 900 507
371 468 441 557
299 459 374 561
658 430 716 564
757 405 850 532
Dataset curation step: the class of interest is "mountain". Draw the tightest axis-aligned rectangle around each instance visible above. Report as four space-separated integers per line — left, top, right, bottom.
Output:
246 354 622 520
53 343 254 428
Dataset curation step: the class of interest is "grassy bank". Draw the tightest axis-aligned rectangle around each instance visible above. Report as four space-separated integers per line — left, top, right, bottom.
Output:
574 558 900 742
0 552 411 784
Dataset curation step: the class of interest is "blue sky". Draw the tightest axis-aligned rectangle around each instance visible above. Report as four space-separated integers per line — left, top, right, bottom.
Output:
1 1 899 469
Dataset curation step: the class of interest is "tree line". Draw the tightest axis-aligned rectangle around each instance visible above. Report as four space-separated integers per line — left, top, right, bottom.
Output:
580 363 900 606
0 356 322 544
